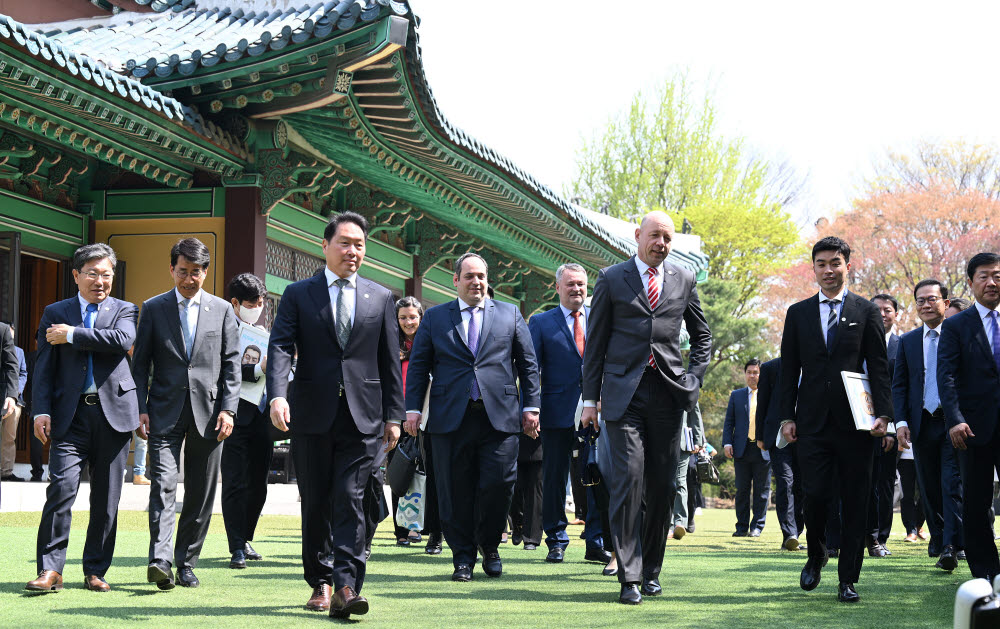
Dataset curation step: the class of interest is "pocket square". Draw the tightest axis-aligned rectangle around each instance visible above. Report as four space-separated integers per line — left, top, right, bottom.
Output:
847 321 858 327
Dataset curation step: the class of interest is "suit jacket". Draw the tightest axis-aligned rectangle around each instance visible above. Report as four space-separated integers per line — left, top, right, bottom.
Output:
132 289 240 438
938 305 1000 445
32 296 140 440
0 323 17 402
582 256 712 421
755 357 781 448
723 387 769 460
528 305 587 430
893 326 936 441
405 298 540 435
779 291 892 435
266 271 403 436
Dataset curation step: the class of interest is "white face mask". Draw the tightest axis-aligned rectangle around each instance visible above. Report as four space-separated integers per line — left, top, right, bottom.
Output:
239 305 264 324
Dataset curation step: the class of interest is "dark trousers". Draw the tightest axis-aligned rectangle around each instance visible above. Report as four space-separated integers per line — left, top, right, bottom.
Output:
897 457 924 534
431 401 517 567
603 368 684 584
591 476 614 552
796 419 875 584
734 445 771 534
957 423 1000 580
221 405 273 553
770 444 805 541
687 456 703 517
30 430 44 477
914 417 963 552
291 397 377 591
36 399 130 576
510 459 542 545
541 427 573 549
868 441 897 544
420 434 441 535
387 447 413 540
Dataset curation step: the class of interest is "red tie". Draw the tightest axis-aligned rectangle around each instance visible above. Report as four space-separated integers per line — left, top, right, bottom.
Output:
571 310 585 357
647 267 659 368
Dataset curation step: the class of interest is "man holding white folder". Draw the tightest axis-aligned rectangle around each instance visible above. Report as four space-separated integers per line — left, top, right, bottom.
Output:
778 236 892 604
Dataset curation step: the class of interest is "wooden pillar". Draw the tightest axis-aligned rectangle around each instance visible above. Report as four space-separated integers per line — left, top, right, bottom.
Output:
404 252 422 301
223 186 267 295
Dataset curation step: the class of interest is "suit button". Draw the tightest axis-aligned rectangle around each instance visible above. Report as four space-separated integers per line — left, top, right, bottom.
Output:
188 366 193 370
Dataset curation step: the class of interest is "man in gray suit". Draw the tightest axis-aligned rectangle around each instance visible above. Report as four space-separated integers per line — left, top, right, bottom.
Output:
581 211 712 605
133 237 240 590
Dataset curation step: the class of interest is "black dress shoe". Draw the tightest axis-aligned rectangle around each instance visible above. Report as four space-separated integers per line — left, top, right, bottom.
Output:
867 542 887 557
603 562 618 577
936 545 958 572
524 543 537 550
641 578 662 596
147 560 174 590
244 543 262 561
176 566 199 588
585 547 613 563
838 582 860 603
512 533 523 546
619 582 642 605
452 564 472 582
396 537 411 547
229 549 246 569
957 549 967 560
425 532 443 554
545 547 564 563
687 520 696 534
732 530 749 537
800 555 828 591
482 550 502 577
1 473 25 482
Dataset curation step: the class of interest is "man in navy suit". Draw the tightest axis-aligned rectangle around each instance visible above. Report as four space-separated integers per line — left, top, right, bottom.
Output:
404 252 540 582
26 244 139 593
724 359 771 537
528 263 609 564
894 279 964 572
938 252 1000 582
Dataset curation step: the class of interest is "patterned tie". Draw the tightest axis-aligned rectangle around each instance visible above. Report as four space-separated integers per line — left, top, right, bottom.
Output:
646 267 659 368
82 303 98 392
989 311 1000 375
335 278 352 350
748 389 757 441
924 329 940 413
822 298 841 351
179 299 194 359
571 310 585 357
467 306 481 401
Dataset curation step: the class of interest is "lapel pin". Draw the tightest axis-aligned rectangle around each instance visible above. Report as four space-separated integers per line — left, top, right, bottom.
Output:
841 317 846 322
364 294 369 299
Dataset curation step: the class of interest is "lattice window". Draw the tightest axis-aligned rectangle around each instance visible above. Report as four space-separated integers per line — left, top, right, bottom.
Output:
266 239 324 282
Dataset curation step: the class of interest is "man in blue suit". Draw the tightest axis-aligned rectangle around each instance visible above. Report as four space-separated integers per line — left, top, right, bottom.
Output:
894 279 964 572
404 252 540 582
938 252 1000 582
724 359 771 537
26 244 139 593
528 263 609 564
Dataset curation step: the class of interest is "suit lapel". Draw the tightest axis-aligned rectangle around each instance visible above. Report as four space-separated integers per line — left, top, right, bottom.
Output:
655 265 678 314
94 297 116 330
450 300 471 350
477 299 496 355
347 279 374 350
623 258 649 313
189 293 216 358
830 292 854 353
969 309 995 363
164 291 186 357
307 273 340 349
806 294 826 350
554 307 576 352
64 297 83 327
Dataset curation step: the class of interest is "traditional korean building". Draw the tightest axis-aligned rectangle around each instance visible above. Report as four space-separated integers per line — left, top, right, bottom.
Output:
0 0 708 465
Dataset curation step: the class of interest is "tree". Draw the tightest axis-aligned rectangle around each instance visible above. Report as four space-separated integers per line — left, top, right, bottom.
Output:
870 140 1000 200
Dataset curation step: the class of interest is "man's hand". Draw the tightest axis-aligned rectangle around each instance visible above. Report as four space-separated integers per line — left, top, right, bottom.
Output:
756 440 767 451
896 426 911 451
522 410 540 439
870 416 888 438
259 355 267 374
45 323 73 345
781 421 798 444
138 413 150 440
404 412 421 437
691 445 702 455
581 407 598 431
882 435 896 453
215 411 234 442
384 423 401 452
723 445 734 458
950 423 975 450
2 396 15 419
270 398 290 432
34 415 51 444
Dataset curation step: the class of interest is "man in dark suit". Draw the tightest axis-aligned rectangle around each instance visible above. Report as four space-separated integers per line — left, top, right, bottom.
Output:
756 357 805 551
25 244 139 593
527 263 609 564
894 279 964 571
268 212 403 619
779 236 891 603
938 252 1000 582
724 359 771 538
581 211 712 605
133 237 241 590
866 294 900 558
221 273 272 570
404 252 540 583
0 320 17 497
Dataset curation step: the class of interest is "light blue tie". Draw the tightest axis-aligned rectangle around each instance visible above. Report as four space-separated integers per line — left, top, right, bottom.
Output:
82 303 98 392
923 329 940 413
990 311 1000 375
180 299 194 360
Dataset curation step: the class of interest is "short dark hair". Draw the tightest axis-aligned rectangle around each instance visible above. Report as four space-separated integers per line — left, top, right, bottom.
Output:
228 273 266 303
243 344 261 357
871 294 898 312
170 237 211 268
324 211 369 241
72 243 117 272
811 236 851 263
454 252 488 277
744 358 761 371
966 252 1000 280
948 297 973 312
913 279 949 300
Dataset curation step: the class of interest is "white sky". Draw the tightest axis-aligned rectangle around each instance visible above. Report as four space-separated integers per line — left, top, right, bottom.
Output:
413 0 1000 227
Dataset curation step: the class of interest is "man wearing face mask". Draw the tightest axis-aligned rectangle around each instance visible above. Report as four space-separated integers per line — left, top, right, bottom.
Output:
221 273 272 570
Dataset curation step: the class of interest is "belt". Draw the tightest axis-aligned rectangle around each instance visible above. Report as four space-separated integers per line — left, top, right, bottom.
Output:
81 393 99 406
468 399 485 409
922 408 944 420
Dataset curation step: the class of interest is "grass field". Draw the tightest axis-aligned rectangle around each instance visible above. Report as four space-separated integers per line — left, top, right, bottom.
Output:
0 508 961 628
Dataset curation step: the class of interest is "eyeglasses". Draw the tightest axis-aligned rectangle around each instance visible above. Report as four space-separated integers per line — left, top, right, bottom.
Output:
915 296 941 306
174 269 205 279
81 271 114 281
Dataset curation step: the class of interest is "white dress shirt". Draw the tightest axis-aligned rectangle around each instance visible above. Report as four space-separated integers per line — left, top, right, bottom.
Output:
66 293 108 394
974 301 1000 355
325 267 358 327
896 321 944 430
818 287 847 337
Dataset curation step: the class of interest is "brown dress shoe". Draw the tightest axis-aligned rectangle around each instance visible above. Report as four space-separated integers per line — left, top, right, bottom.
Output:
330 586 369 619
132 474 151 486
305 584 331 611
85 575 111 592
26 570 63 592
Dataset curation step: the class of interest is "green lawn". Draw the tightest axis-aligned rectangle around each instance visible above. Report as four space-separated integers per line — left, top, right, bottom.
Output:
0 508 959 628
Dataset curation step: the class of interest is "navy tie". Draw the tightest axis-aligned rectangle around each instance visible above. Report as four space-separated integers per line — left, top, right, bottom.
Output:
823 298 841 351
82 303 98 392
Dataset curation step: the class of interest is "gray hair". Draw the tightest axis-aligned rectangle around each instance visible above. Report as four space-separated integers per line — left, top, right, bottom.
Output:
556 263 587 283
454 252 488 277
72 243 117 272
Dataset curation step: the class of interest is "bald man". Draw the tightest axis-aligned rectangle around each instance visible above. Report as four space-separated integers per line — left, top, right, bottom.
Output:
581 212 712 604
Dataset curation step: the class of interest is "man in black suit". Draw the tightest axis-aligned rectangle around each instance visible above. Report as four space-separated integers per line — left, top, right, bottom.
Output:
894 279 964 571
724 359 771 538
866 294 900 558
25 244 139 593
268 212 403 619
581 211 712 605
404 252 540 582
938 252 1000 582
779 236 891 603
0 321 17 497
